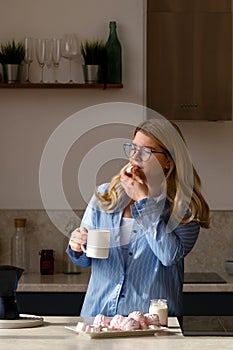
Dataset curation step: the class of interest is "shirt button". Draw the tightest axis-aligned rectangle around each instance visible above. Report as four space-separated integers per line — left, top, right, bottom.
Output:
129 252 133 256
121 294 125 298
133 230 137 233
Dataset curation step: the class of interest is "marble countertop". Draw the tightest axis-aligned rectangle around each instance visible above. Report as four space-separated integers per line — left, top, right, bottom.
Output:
183 272 233 292
17 270 233 293
17 270 91 292
0 316 232 350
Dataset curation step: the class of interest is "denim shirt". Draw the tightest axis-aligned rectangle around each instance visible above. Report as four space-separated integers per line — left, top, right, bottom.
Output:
67 183 200 317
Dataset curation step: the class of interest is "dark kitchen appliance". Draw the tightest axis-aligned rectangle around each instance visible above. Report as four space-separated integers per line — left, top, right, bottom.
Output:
182 272 231 335
0 265 24 319
183 316 233 336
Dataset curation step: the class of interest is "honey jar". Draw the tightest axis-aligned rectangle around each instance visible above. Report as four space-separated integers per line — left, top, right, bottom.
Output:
39 249 54 275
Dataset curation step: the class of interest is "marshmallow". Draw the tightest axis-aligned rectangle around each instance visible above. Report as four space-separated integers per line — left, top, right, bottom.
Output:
121 317 140 331
93 314 110 328
109 314 126 330
128 311 148 330
75 321 86 332
144 313 160 326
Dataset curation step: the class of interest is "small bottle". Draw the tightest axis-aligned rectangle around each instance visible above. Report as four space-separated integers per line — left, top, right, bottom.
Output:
11 218 28 273
40 250 54 275
149 299 168 326
63 238 81 274
106 21 122 84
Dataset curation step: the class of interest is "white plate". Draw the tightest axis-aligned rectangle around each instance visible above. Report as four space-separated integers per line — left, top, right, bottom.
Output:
65 325 167 339
0 314 44 329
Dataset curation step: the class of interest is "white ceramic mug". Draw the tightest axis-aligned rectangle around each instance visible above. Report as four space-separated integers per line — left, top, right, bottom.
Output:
81 229 110 259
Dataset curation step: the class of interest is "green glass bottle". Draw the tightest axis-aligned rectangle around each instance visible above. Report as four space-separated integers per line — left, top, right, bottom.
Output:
106 21 122 84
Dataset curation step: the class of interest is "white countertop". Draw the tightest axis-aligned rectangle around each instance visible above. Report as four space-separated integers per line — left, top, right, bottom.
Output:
17 271 233 293
0 316 232 350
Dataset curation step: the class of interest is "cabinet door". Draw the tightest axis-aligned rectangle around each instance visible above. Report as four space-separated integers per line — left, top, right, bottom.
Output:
194 13 232 121
147 12 196 119
147 12 232 120
17 292 85 316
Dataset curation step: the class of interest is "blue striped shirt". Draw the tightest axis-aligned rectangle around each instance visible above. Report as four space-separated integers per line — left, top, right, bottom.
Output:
67 183 200 317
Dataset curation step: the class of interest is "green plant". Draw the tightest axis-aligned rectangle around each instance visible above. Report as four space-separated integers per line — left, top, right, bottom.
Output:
80 40 106 65
0 39 25 65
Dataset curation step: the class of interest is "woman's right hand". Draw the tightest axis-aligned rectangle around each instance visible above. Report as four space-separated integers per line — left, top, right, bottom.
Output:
69 227 87 253
120 167 148 202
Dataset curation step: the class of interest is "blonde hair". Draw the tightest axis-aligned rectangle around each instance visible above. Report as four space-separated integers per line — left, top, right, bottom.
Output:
96 119 210 229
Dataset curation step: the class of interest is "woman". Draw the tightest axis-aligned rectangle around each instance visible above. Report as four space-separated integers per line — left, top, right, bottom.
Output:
67 118 209 318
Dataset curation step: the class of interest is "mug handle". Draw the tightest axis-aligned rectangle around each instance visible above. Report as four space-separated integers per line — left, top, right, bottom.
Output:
81 244 87 253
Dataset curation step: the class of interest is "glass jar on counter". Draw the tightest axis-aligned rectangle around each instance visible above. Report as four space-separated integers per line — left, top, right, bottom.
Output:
39 249 54 275
63 238 81 274
149 299 168 326
11 218 29 273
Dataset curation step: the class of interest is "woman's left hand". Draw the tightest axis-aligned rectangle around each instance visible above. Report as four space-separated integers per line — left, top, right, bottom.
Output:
69 227 88 253
120 169 148 201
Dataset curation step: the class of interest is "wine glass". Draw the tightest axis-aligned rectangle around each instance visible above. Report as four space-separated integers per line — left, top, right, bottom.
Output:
36 38 46 83
61 33 78 83
24 37 34 83
52 38 61 83
45 39 53 82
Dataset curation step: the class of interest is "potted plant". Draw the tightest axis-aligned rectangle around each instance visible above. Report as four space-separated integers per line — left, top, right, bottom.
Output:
0 39 25 83
80 40 106 83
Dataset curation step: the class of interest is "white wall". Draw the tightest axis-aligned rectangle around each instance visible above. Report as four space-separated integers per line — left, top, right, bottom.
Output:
0 0 146 209
177 121 233 210
1 0 233 210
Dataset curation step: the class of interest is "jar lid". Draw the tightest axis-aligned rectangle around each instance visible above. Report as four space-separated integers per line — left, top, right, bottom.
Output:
40 249 54 256
14 218 26 228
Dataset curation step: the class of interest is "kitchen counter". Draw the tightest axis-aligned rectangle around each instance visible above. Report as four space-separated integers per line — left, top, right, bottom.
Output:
16 272 233 319
183 273 233 292
17 270 91 292
0 316 232 350
17 270 233 293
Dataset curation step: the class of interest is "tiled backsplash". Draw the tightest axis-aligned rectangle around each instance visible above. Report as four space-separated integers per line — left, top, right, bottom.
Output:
0 210 232 275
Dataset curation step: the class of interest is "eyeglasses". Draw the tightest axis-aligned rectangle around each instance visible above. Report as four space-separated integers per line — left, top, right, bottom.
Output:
123 142 166 162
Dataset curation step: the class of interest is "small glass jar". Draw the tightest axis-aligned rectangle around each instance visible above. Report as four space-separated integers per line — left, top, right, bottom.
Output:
11 218 28 273
39 249 54 275
149 299 168 326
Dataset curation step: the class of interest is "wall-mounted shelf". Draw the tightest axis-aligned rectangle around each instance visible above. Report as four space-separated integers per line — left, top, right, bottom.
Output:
0 83 123 89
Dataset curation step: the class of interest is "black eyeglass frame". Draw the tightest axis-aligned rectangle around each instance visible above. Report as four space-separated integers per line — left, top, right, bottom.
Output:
123 142 166 161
